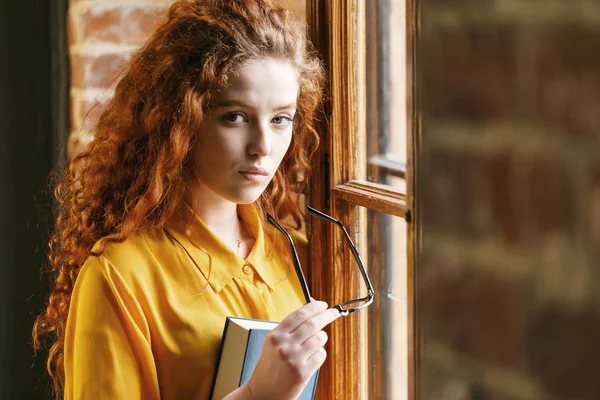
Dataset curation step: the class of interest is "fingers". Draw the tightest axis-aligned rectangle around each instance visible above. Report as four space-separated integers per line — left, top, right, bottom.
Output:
305 347 327 371
277 300 328 333
270 330 328 368
301 330 328 350
290 307 340 343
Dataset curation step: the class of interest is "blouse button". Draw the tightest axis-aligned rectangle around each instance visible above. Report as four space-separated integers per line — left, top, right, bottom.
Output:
242 264 252 275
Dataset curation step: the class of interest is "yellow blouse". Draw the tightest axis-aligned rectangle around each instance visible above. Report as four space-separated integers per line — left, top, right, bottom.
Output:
63 203 308 399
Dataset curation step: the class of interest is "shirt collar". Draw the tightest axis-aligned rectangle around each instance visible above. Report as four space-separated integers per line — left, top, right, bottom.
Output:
165 202 282 293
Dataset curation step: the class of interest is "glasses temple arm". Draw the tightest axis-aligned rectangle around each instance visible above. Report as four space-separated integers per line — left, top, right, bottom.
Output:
266 214 312 304
306 205 375 296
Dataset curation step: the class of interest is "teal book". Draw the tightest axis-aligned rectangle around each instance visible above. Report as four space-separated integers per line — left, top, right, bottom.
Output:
209 316 319 400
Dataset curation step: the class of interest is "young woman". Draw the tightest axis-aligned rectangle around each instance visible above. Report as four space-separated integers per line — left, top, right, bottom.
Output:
32 1 339 399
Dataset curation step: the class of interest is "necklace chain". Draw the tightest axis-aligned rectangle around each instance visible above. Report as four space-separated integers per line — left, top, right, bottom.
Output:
235 213 245 256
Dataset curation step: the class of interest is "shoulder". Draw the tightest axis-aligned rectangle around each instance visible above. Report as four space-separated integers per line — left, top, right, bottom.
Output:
69 234 156 339
83 230 168 287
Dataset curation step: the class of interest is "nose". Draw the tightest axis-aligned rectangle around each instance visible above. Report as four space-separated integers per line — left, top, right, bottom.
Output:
247 120 272 158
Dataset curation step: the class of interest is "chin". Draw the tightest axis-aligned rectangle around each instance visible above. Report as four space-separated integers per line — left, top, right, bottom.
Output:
228 188 266 205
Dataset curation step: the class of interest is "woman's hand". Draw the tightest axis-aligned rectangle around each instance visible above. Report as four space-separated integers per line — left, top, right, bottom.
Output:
244 300 340 400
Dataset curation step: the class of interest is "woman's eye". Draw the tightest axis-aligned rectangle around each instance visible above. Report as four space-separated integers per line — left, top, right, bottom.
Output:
223 113 246 124
272 115 294 126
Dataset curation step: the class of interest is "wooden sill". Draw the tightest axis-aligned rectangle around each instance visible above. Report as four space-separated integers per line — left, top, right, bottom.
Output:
331 180 407 218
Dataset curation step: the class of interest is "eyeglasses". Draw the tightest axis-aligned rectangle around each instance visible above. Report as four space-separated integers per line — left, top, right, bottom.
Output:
267 206 375 317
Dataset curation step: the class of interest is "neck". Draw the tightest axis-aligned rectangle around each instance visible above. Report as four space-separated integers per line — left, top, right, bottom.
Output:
183 183 246 249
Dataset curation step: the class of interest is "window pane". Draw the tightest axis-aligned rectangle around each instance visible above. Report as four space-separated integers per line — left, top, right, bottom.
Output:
355 206 407 400
358 0 406 186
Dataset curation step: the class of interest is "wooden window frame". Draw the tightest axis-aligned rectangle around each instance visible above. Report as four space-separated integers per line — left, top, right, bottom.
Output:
306 0 419 399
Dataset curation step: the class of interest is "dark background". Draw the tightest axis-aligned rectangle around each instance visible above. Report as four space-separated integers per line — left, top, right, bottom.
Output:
0 0 69 398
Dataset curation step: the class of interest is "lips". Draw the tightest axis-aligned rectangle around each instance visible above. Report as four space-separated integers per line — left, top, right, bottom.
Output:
238 166 269 182
238 166 269 176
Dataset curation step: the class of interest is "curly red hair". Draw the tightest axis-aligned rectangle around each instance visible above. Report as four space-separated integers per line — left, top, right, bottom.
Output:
32 0 325 396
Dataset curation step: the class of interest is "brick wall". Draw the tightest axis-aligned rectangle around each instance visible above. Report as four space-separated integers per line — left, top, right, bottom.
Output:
67 0 306 159
418 1 600 399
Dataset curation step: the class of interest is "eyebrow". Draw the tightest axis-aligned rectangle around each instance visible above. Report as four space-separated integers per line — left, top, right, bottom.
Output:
212 99 297 112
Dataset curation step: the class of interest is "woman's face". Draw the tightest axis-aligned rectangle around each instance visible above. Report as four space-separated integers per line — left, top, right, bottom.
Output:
193 58 299 204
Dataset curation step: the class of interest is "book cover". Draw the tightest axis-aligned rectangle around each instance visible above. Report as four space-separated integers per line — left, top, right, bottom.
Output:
209 316 319 400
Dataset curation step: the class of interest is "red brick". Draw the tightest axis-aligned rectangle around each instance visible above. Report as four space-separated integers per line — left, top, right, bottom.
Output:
420 375 526 400
474 390 523 400
418 259 527 369
536 25 600 136
424 0 492 6
589 170 600 244
419 359 472 400
80 98 109 133
493 153 575 245
67 14 76 46
69 93 76 132
464 383 524 400
590 170 600 290
80 98 108 123
68 133 90 161
80 7 163 45
421 148 498 238
71 53 130 89
526 307 600 400
422 146 575 246
420 24 518 121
